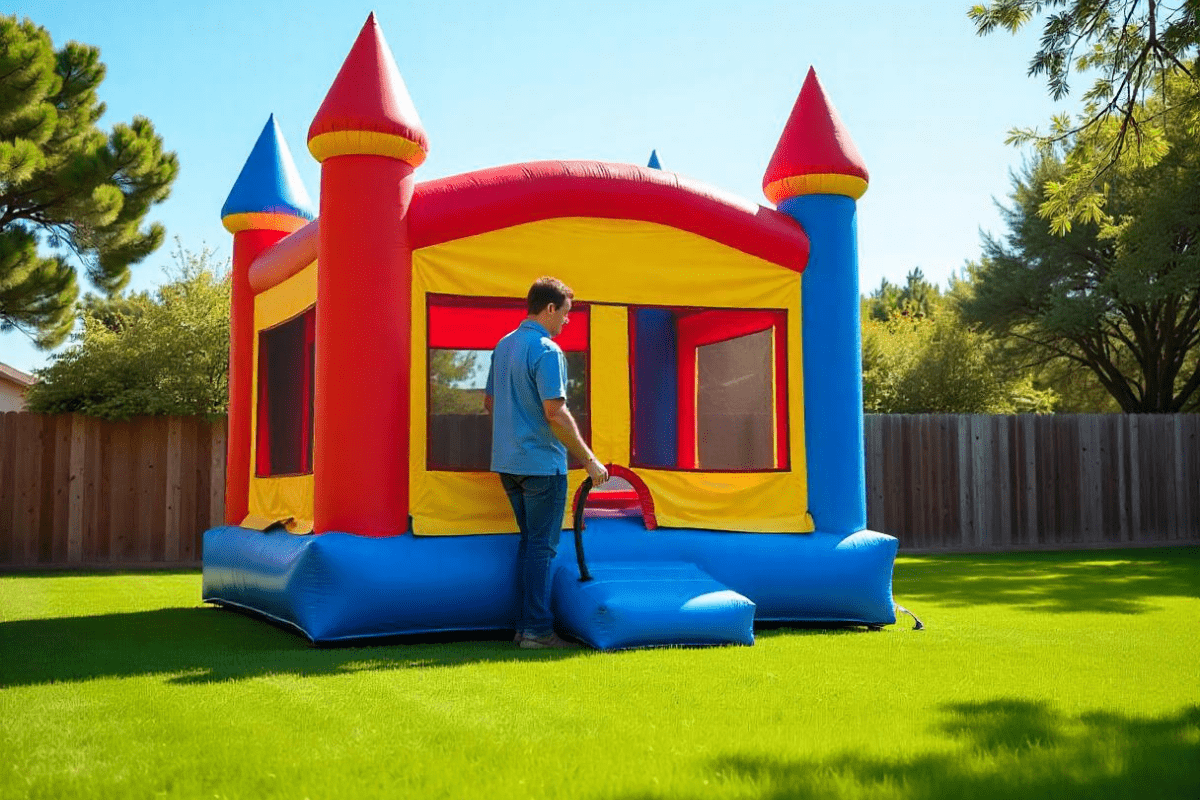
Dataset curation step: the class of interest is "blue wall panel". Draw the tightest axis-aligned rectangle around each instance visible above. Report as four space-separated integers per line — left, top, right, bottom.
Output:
632 308 678 468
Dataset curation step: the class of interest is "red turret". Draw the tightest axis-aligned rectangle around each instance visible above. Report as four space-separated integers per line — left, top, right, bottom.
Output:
308 13 428 167
762 67 868 205
309 13 428 536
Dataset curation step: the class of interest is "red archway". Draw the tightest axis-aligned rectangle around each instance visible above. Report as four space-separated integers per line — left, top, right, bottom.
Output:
572 464 658 530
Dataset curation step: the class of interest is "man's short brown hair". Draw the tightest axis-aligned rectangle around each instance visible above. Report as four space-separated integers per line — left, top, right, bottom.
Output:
527 277 574 315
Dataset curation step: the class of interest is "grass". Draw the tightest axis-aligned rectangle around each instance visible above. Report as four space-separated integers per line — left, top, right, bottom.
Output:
1 548 1198 800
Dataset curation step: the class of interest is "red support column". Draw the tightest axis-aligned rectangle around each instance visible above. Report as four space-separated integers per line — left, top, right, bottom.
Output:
226 228 288 525
313 156 415 536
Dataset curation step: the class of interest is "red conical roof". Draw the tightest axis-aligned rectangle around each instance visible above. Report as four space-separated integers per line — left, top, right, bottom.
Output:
763 67 868 203
307 13 428 165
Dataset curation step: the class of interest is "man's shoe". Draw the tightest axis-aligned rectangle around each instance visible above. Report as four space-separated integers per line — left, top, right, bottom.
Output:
519 632 580 650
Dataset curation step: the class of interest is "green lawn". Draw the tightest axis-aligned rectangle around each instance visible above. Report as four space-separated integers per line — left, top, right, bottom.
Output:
2 548 1198 799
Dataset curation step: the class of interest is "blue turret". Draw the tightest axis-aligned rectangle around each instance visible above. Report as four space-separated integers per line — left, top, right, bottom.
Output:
764 68 870 535
221 114 316 234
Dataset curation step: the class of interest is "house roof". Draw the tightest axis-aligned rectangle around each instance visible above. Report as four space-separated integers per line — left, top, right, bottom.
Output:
0 362 35 388
307 13 428 166
221 115 316 233
762 67 869 204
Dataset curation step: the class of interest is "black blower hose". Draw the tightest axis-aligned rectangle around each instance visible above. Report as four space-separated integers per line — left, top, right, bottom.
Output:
573 477 593 582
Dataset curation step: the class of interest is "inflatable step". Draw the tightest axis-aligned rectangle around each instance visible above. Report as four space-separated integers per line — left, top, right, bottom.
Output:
551 561 756 651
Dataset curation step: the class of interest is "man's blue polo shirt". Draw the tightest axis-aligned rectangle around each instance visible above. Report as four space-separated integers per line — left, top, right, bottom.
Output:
485 320 569 476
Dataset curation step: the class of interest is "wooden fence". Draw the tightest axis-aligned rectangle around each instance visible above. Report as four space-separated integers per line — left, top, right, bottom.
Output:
0 413 225 568
1 413 1196 568
866 414 1199 551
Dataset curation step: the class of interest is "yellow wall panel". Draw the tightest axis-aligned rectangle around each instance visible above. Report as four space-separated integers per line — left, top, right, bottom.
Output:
409 217 811 535
589 305 631 467
248 261 318 526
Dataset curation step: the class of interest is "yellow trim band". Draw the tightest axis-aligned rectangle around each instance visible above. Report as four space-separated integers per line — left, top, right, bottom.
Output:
308 130 427 166
764 173 868 204
222 212 310 235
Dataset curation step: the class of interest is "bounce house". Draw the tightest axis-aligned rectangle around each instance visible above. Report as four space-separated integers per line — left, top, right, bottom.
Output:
202 14 899 649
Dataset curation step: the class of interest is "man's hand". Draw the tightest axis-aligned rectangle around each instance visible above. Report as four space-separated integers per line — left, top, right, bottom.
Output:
586 457 610 487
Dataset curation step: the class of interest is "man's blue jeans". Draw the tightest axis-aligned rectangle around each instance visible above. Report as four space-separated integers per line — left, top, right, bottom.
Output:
499 473 568 638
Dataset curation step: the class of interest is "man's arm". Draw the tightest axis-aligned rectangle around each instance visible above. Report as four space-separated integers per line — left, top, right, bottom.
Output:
543 398 609 485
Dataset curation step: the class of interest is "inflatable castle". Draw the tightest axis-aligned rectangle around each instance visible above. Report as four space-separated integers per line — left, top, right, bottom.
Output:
202 14 899 649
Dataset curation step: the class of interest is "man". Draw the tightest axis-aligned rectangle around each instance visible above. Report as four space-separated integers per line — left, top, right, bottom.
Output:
485 277 609 650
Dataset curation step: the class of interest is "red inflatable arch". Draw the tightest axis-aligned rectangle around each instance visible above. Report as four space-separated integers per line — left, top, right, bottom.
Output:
572 464 659 531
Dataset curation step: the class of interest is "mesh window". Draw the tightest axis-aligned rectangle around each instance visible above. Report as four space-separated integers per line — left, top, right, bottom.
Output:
696 328 774 470
256 309 315 476
428 349 492 471
427 349 591 471
564 351 590 469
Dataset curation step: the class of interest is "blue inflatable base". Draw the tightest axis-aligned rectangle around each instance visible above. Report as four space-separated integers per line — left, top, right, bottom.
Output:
553 561 756 650
202 516 898 645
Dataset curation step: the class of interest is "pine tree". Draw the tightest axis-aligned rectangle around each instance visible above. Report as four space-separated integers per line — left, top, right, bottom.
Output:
867 268 943 321
0 15 178 347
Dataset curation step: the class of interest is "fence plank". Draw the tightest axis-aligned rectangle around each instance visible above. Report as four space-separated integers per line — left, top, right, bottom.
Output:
865 416 885 533
1098 415 1114 544
1185 416 1200 539
48 414 71 563
899 416 915 546
186 419 210 562
920 416 936 548
149 418 165 559
955 417 971 548
996 416 1012 547
0 414 17 565
81 417 98 562
136 419 156 562
1140 417 1164 540
1169 416 1183 540
68 415 85 563
16 415 43 565
940 415 959 544
209 422 226 531
1062 417 1081 544
1129 416 1143 542
165 417 183 562
94 419 112 562
1079 414 1101 543
112 423 137 563
973 415 991 548
1115 416 1129 543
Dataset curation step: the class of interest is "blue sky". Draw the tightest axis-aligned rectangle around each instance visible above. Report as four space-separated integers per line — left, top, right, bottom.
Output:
3 0 1067 373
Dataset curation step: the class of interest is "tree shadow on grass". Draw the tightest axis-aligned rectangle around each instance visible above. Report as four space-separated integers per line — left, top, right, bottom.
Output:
893 547 1200 614
0 605 584 689
623 699 1200 800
